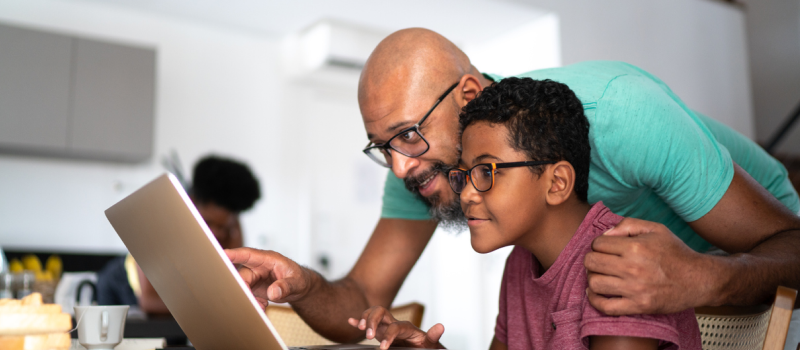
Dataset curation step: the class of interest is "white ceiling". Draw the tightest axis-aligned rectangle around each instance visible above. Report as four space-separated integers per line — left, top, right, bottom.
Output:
68 0 550 46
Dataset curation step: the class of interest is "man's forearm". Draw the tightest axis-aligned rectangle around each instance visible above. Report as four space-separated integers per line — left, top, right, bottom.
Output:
290 268 374 343
707 230 800 306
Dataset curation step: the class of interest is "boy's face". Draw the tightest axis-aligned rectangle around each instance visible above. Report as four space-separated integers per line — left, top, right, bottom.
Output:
459 121 550 253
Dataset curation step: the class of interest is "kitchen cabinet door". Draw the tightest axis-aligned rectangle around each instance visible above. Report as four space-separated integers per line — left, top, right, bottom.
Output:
0 23 71 152
70 38 156 162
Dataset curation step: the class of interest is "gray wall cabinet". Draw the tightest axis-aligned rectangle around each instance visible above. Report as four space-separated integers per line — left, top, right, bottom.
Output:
0 22 156 163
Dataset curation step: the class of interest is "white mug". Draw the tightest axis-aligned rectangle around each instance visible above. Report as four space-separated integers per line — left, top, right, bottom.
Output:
74 305 129 350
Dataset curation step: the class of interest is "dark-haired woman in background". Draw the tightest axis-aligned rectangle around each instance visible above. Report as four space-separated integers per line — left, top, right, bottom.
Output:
96 155 262 315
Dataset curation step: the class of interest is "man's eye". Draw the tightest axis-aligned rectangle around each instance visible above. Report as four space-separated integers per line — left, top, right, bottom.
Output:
401 131 417 141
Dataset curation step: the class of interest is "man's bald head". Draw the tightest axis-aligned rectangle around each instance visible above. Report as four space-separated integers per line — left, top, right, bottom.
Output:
358 29 486 230
358 28 476 118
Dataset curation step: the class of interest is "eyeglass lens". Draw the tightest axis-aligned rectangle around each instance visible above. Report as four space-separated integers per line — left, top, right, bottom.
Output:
449 164 494 193
366 129 429 167
448 169 468 193
365 147 391 167
389 129 428 157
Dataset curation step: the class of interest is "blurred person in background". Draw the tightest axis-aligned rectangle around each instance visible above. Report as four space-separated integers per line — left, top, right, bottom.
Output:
97 155 261 314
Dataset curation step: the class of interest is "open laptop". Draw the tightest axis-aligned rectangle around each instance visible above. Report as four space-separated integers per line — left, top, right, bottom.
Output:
105 174 426 350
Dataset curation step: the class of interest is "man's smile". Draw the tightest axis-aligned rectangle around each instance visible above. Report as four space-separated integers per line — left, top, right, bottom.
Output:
417 172 441 197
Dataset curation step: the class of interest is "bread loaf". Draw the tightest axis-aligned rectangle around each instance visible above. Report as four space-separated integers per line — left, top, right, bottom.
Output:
0 332 70 350
0 293 71 348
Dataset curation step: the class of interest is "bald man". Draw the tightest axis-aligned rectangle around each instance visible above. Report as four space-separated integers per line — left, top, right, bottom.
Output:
228 28 800 344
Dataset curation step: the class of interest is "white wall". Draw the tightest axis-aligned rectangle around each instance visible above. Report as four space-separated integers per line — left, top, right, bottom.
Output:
0 1 757 350
510 0 755 139
740 0 800 154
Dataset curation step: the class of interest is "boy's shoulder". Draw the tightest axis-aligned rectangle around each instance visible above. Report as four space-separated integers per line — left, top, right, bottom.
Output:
502 202 622 280
575 202 623 246
587 202 623 234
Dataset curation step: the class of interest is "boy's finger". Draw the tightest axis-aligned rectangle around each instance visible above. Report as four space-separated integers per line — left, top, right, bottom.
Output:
365 308 386 339
365 307 396 339
347 318 359 327
372 322 391 341
426 323 445 343
381 322 402 348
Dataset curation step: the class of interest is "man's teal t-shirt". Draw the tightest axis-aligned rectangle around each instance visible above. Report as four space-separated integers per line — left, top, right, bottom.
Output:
380 61 800 252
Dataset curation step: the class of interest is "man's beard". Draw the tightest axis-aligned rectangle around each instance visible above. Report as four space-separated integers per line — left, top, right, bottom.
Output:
403 161 467 232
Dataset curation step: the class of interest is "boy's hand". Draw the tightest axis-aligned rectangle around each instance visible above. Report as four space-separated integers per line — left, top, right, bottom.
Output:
347 306 445 349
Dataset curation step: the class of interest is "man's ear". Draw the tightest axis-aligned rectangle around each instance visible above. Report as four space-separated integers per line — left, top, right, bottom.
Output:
545 161 576 206
456 74 484 106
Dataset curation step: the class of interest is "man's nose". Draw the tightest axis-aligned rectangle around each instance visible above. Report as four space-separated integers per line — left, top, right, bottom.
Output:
391 152 420 179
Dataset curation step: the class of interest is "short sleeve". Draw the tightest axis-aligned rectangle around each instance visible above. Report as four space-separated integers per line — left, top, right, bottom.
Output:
697 112 800 213
380 171 432 220
591 74 734 222
580 301 701 350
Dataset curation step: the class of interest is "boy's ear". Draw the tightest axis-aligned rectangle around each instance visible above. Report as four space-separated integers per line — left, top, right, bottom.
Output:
545 161 576 206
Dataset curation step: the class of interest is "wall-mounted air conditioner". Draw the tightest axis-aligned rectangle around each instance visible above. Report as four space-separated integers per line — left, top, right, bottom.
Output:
282 19 389 81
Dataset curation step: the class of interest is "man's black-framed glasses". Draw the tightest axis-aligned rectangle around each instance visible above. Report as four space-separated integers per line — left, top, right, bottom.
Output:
448 161 556 194
363 82 460 168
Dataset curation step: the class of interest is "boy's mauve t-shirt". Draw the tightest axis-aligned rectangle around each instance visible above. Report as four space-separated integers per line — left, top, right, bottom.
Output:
495 202 702 350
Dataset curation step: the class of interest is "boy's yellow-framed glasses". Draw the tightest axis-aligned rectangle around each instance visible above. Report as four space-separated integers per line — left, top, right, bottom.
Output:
447 161 556 194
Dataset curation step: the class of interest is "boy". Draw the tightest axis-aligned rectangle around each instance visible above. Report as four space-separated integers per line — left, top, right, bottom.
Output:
348 77 702 350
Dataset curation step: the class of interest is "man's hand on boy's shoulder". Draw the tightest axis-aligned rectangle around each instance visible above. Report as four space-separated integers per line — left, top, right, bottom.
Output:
348 306 446 350
583 218 712 315
584 164 800 316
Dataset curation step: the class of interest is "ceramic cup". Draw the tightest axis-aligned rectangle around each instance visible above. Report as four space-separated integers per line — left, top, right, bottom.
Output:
74 305 129 350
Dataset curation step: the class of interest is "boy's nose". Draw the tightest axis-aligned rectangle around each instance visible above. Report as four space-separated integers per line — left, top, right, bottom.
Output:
460 179 483 205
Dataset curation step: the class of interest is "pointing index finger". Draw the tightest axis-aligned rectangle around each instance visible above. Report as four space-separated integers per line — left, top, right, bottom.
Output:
225 247 269 269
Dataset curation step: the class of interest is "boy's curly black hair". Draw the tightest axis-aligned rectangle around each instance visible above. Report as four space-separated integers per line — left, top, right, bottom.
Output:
190 155 262 213
459 77 591 202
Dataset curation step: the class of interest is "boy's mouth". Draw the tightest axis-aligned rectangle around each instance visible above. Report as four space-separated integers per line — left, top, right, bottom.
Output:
466 215 489 226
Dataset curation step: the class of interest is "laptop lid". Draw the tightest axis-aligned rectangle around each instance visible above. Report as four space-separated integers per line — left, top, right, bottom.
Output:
105 173 287 350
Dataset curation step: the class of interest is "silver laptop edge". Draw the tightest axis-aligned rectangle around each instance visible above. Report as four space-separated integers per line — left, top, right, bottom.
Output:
105 173 289 350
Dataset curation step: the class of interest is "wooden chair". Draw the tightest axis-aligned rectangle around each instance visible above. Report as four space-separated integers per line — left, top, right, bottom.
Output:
265 302 425 347
695 286 797 350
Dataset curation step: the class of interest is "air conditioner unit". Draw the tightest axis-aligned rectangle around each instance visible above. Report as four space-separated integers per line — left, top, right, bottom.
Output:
282 19 390 79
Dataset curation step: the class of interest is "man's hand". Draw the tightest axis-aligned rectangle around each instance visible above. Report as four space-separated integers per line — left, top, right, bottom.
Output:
225 247 313 308
584 218 713 315
348 306 445 350
585 165 800 316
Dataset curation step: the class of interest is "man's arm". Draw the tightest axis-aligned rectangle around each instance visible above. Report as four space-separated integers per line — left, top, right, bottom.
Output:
228 218 437 343
589 336 658 350
585 164 800 315
489 337 507 350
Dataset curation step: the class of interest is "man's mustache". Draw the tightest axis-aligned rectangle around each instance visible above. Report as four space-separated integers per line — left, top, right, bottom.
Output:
403 162 452 195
